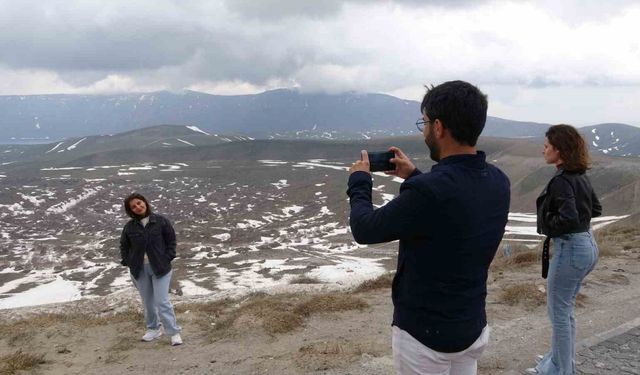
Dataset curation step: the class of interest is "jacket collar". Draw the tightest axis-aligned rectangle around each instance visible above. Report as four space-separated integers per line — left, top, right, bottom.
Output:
552 166 565 178
538 167 565 198
432 151 486 171
135 213 157 224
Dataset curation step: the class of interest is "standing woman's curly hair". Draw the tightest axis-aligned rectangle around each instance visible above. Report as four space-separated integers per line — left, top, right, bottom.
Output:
123 192 152 219
546 124 591 173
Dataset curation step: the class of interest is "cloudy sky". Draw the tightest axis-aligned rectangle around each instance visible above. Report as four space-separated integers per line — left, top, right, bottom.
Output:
0 0 638 126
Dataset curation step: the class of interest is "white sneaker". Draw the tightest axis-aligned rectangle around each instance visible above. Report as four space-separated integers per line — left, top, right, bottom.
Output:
141 328 163 342
535 354 544 364
170 333 183 346
523 368 539 374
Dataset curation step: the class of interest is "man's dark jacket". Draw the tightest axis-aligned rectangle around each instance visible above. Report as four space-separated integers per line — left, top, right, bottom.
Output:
536 168 602 237
120 213 177 279
347 151 510 353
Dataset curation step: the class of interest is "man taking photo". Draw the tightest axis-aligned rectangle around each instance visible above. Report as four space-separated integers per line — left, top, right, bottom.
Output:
347 80 510 375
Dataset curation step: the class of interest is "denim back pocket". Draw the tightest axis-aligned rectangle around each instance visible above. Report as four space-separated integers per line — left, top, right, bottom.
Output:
569 235 595 271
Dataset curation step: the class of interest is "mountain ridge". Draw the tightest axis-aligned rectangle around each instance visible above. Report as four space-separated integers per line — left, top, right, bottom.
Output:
2 90 639 155
2 124 640 216
0 89 570 138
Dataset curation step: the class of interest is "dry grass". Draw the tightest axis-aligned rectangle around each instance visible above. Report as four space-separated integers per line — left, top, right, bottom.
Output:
236 293 295 317
104 308 145 325
104 337 135 364
2 308 142 329
1 326 34 347
296 340 372 371
597 273 630 285
503 250 540 268
191 292 369 341
575 293 588 308
0 315 62 346
479 358 506 372
299 340 366 358
597 224 638 238
509 250 540 265
492 223 640 268
293 294 368 317
191 294 296 340
290 275 323 284
500 283 546 308
598 245 621 257
0 309 142 347
491 243 541 271
595 223 640 257
177 299 235 341
501 283 589 309
190 309 240 341
351 272 395 293
0 350 46 375
236 294 302 334
175 298 232 315
489 223 640 271
261 311 305 334
235 293 367 334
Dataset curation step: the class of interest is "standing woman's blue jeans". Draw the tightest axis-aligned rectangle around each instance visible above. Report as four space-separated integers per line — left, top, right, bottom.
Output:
536 231 598 375
131 263 181 335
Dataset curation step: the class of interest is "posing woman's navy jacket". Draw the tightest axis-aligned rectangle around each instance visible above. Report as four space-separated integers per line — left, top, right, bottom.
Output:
120 213 177 279
536 168 602 238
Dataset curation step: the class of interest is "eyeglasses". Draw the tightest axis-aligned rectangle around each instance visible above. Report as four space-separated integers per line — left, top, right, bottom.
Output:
415 118 433 132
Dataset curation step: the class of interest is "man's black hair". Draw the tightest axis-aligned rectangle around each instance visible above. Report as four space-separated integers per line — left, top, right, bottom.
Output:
420 80 488 147
123 192 152 219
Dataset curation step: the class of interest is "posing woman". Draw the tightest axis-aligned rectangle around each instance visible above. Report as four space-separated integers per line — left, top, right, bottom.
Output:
528 125 601 374
120 192 182 346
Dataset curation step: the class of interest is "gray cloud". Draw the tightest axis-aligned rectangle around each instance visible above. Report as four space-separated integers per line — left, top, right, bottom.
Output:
0 0 490 78
224 0 344 20
0 0 351 85
0 0 637 103
529 0 639 25
0 2 205 72
224 0 487 20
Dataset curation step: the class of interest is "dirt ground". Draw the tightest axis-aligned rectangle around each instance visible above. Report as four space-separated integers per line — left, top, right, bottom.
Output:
2 230 640 375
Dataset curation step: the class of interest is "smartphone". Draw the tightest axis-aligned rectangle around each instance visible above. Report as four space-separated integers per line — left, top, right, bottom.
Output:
367 151 395 172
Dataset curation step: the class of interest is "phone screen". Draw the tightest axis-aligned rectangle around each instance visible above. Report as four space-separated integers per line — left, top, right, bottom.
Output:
368 151 395 172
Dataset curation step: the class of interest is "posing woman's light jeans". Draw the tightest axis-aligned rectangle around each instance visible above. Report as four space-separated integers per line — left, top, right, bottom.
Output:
536 231 598 375
131 263 181 335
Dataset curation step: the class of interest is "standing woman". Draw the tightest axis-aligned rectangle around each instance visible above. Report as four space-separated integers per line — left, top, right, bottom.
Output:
120 192 183 346
528 125 601 374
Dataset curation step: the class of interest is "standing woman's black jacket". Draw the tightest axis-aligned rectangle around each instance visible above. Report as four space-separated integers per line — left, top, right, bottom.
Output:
536 168 602 237
120 213 177 279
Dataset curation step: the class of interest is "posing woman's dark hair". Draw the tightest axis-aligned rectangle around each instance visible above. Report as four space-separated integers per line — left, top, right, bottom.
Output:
123 192 152 219
546 124 590 173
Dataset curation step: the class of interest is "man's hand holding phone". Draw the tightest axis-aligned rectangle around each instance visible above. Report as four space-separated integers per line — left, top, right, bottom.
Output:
386 146 416 179
350 150 372 175
350 148 416 179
